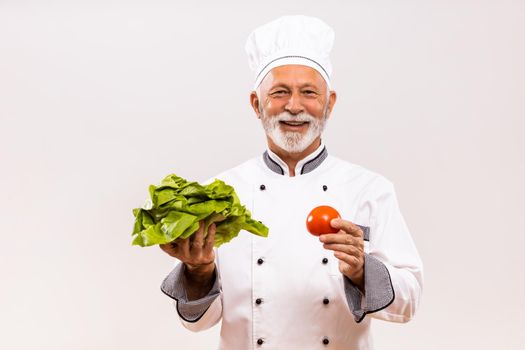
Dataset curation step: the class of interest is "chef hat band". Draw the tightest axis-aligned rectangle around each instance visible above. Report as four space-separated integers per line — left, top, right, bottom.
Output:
254 55 331 90
246 15 334 90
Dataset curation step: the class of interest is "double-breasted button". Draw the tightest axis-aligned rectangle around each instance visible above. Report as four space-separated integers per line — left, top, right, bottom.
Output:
257 258 264 265
322 185 328 191
323 337 330 345
259 184 266 190
255 298 263 305
323 298 330 305
322 258 328 264
257 338 264 345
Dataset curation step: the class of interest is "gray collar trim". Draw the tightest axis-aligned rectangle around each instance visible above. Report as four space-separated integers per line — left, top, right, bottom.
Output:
262 146 328 176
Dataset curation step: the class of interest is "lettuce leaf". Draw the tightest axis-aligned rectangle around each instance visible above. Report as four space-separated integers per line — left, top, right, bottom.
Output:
132 174 269 247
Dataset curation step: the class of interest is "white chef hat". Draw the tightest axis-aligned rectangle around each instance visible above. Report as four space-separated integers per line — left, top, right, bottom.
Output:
245 15 335 90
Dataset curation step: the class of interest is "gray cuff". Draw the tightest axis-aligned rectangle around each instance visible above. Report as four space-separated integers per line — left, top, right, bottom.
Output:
160 263 221 323
344 254 395 323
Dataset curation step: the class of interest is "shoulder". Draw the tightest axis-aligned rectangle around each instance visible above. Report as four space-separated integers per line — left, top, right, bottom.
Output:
204 156 261 186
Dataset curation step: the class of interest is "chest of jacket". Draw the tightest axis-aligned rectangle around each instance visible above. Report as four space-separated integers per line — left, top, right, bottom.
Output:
216 175 372 349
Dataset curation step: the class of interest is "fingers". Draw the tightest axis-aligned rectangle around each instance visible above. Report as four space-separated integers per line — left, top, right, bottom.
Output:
159 220 215 266
191 221 205 250
159 241 185 258
330 218 363 238
325 240 364 281
334 251 361 268
159 235 191 259
322 243 361 256
323 240 363 269
204 223 216 251
319 232 364 251
302 217 366 284
177 236 191 256
319 219 365 277
334 252 364 278
159 243 175 256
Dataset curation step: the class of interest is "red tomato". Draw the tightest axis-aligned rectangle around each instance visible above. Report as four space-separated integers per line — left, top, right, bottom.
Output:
306 205 341 236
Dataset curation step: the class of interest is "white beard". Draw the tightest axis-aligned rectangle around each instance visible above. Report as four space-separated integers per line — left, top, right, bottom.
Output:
260 111 328 153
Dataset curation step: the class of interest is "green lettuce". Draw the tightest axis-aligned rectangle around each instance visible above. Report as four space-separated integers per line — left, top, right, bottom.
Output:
132 174 268 247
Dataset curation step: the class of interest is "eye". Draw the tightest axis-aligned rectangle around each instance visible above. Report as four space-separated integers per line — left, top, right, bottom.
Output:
303 90 318 96
271 90 288 96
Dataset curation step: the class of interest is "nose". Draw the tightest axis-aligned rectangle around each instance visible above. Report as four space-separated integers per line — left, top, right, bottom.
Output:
284 91 304 115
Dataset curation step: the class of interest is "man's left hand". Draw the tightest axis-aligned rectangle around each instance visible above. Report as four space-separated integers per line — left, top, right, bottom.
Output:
319 218 365 291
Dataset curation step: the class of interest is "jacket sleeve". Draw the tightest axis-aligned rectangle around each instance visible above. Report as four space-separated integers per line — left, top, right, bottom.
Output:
161 262 223 331
344 177 423 323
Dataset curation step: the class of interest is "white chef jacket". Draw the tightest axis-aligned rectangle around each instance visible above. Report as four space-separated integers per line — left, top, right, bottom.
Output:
161 143 423 350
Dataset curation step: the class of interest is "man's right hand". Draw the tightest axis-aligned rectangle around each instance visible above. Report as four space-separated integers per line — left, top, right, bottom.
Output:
159 221 217 300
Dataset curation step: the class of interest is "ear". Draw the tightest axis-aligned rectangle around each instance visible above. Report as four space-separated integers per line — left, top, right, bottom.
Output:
326 90 337 116
250 91 261 119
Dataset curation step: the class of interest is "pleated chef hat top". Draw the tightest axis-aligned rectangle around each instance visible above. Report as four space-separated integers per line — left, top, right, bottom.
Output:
245 15 335 90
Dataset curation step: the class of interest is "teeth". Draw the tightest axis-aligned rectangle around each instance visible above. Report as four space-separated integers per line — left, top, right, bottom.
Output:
282 121 306 125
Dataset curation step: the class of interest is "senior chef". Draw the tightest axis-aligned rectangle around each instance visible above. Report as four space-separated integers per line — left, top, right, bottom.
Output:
159 15 423 350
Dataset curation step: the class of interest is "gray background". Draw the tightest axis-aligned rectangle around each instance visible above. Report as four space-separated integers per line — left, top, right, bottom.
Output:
1 0 524 348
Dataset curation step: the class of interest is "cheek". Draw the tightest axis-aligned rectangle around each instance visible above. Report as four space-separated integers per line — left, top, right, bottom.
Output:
302 99 326 117
266 98 286 112
264 97 288 112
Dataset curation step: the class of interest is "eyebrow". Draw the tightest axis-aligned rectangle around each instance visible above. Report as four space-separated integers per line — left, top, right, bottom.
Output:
269 84 290 90
269 83 320 90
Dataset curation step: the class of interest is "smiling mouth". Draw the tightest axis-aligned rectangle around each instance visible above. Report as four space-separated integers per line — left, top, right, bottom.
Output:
280 121 310 127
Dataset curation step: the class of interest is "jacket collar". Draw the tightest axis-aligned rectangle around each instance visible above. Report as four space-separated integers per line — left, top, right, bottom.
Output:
262 141 328 176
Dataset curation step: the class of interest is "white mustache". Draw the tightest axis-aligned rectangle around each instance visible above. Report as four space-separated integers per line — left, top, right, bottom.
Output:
260 109 327 153
275 112 316 123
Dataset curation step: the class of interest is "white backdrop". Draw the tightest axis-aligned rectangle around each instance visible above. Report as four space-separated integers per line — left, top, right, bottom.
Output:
1 0 524 349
